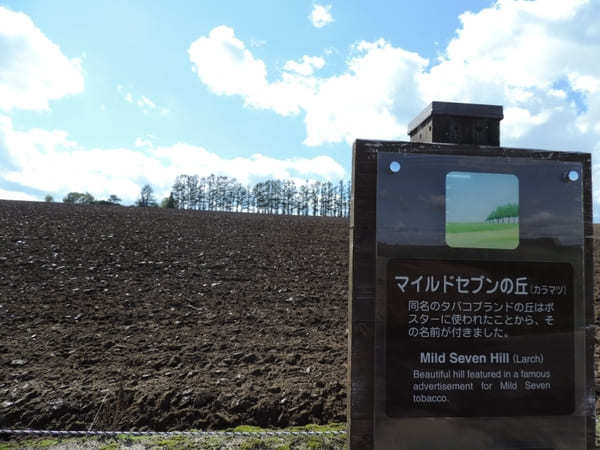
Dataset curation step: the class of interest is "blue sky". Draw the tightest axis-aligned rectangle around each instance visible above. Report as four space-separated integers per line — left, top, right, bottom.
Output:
1 0 600 215
446 172 518 222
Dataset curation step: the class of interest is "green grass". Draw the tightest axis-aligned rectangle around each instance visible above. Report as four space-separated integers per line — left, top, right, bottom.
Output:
446 222 519 249
0 439 61 449
0 424 346 449
227 423 344 433
285 423 345 433
230 425 269 433
98 443 120 450
151 435 193 449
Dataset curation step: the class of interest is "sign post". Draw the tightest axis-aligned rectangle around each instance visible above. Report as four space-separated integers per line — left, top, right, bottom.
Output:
348 102 594 449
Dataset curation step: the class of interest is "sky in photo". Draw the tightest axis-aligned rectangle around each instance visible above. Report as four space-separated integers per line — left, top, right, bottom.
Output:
446 172 519 223
1 0 600 215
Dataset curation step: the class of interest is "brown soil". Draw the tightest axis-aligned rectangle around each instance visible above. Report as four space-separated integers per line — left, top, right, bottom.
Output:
0 201 347 431
0 200 598 432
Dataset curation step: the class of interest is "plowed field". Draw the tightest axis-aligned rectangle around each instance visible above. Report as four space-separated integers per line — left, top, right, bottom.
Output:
0 201 348 431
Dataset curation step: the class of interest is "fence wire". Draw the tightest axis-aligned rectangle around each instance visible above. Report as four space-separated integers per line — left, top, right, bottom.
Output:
0 428 345 437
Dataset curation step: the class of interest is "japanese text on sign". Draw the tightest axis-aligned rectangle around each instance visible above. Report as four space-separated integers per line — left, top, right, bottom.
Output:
394 275 567 296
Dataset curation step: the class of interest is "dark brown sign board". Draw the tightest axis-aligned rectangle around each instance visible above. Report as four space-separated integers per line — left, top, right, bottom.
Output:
348 137 594 449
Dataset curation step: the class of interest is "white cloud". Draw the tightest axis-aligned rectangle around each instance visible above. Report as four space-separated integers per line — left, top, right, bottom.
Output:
189 27 427 145
502 106 551 140
138 96 156 109
309 4 334 28
134 134 159 148
0 115 345 204
249 38 267 48
117 85 134 104
135 137 153 148
117 85 169 115
0 188 37 201
303 40 427 146
188 26 303 116
426 3 581 91
283 56 325 76
416 0 600 147
0 6 84 111
569 73 600 94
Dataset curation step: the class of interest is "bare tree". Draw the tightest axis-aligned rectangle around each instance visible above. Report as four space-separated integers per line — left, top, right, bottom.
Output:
107 194 122 205
137 184 157 207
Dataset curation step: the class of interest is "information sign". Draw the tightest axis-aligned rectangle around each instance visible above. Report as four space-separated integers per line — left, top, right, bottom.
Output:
348 103 594 450
387 259 574 417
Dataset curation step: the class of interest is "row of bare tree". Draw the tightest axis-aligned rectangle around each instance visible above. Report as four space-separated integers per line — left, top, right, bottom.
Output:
168 174 351 217
55 175 352 217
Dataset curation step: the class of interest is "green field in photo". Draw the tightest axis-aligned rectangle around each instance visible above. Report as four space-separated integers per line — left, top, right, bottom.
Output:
446 222 519 249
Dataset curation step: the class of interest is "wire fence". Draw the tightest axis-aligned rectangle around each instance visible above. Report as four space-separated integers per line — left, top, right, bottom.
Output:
0 428 346 437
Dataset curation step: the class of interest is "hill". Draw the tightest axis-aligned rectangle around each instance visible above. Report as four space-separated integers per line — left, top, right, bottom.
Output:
0 201 348 431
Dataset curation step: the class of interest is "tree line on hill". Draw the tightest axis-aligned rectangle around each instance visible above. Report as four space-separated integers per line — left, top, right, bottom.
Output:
50 174 352 217
485 202 519 224
51 192 123 205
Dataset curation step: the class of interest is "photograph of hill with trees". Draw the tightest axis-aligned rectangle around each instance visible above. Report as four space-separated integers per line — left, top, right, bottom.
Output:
445 172 519 249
